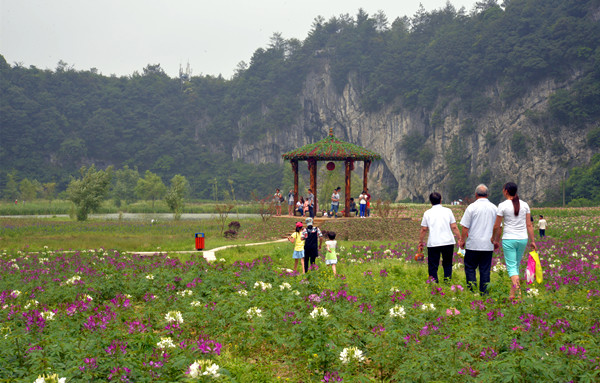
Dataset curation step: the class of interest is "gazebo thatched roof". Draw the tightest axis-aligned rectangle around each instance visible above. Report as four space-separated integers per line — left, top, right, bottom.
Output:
282 131 381 161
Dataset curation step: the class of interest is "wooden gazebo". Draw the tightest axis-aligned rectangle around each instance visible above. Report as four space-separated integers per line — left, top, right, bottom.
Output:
282 129 381 217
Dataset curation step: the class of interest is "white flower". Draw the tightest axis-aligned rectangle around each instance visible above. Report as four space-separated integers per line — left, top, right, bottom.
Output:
390 286 401 293
65 275 81 285
10 290 21 298
190 301 202 307
246 307 262 319
253 281 272 290
452 263 463 270
176 289 193 297
279 282 292 290
493 262 507 272
81 294 93 301
24 300 39 309
38 258 49 264
389 305 406 318
41 311 55 321
34 374 67 383
188 359 220 378
309 306 329 319
339 346 365 364
292 290 300 296
421 303 435 311
165 311 184 324
237 289 248 296
145 274 155 280
527 288 539 297
219 258 226 262
10 263 19 270
157 336 176 349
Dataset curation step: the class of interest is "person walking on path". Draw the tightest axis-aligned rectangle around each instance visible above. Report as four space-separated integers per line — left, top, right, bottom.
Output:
458 184 498 295
307 189 315 218
324 231 338 275
287 189 295 216
358 191 368 218
288 221 305 274
274 189 283 216
418 192 462 283
538 215 547 238
301 217 323 272
492 182 537 300
330 187 341 218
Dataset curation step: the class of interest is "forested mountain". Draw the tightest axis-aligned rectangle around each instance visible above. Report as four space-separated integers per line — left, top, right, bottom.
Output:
1 0 599 204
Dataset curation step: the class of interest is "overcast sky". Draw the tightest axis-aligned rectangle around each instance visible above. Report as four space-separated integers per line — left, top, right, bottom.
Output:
1 0 476 79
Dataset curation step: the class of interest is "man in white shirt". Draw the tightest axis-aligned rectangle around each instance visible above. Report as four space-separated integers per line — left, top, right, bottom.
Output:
418 192 461 283
459 184 498 294
330 187 341 218
538 215 547 238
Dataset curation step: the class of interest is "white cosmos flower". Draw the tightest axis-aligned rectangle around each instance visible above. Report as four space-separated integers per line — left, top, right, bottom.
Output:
421 303 435 311
41 311 55 321
176 289 193 297
190 301 202 307
237 289 248 296
145 274 155 280
188 359 220 378
279 282 292 290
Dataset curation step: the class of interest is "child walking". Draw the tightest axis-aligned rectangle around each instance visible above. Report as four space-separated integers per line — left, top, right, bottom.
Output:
288 222 305 274
325 231 338 275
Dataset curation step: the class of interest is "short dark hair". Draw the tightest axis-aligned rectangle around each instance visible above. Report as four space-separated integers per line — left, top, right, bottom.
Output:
327 231 336 240
539 215 543 218
429 192 442 205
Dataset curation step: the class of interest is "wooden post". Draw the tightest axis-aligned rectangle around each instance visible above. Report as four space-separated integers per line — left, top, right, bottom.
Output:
363 160 371 194
291 160 298 206
308 158 317 214
345 160 351 217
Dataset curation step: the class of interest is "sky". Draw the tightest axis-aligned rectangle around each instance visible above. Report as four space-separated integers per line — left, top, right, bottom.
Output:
0 0 476 79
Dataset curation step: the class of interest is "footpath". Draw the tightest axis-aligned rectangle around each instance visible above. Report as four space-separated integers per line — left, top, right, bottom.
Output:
132 238 289 261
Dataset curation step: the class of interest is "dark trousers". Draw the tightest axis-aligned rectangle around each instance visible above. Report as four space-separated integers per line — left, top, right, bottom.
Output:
427 244 454 283
464 249 493 294
308 206 314 218
304 248 318 272
539 229 545 238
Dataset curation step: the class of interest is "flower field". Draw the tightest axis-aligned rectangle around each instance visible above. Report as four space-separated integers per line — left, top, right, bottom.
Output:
1 211 599 382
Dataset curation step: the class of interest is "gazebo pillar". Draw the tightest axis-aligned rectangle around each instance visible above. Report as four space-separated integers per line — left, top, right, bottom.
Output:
363 160 371 194
308 159 317 214
344 160 352 217
291 160 298 206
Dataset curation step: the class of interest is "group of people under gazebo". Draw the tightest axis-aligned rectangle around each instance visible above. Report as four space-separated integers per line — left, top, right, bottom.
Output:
280 128 380 218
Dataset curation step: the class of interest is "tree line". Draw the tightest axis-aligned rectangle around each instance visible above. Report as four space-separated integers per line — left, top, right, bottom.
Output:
1 0 599 205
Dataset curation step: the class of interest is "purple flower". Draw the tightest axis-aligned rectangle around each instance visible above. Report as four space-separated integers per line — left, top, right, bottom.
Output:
510 339 524 350
322 371 343 382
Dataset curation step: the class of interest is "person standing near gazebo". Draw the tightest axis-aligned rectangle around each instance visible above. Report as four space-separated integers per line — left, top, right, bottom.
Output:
307 188 315 218
330 187 341 218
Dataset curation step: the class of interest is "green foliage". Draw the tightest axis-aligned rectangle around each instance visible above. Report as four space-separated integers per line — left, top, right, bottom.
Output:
444 137 472 200
510 131 529 158
565 153 600 205
400 132 433 166
112 165 140 205
587 125 600 149
19 178 39 201
165 174 190 220
2 172 19 201
135 170 167 208
66 165 113 221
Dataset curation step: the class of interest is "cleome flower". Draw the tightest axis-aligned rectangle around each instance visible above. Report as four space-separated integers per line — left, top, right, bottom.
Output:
188 359 220 378
389 305 406 318
164 311 184 324
190 301 202 307
279 282 292 290
65 275 81 285
176 289 193 297
339 346 365 364
493 262 507 272
40 311 55 321
156 336 176 349
237 289 248 296
34 373 67 383
145 274 155 280
421 303 436 311
527 288 539 297
310 306 329 319
246 307 262 319
253 281 272 290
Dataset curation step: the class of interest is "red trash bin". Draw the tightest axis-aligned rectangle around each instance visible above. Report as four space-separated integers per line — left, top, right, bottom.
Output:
195 233 205 250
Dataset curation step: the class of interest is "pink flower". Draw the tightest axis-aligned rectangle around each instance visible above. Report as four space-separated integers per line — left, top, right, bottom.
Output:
446 308 460 316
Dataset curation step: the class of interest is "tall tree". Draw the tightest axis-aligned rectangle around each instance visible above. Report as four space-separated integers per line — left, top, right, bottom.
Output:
165 174 189 220
135 170 166 208
67 165 113 221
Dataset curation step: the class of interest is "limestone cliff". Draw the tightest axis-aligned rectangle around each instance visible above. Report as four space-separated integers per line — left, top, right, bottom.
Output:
232 60 594 203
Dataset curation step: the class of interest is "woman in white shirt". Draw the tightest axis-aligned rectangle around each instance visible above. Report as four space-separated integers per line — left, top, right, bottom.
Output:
358 191 368 218
492 182 536 300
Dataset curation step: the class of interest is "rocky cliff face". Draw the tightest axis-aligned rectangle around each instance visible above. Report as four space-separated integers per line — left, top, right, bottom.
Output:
232 60 594 203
